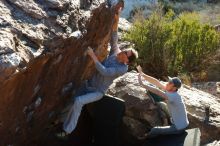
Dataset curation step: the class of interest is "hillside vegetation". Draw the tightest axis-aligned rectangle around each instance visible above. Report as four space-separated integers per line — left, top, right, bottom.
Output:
123 8 220 80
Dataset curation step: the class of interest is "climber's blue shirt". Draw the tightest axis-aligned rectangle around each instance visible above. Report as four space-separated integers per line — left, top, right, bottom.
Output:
87 53 128 93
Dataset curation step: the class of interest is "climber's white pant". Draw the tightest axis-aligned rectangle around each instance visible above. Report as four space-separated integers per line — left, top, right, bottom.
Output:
63 91 103 134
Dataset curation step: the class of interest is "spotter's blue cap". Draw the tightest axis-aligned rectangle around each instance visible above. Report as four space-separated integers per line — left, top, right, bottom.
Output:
168 76 182 89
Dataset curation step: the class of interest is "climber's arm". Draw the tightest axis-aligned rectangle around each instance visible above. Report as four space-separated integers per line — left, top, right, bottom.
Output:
109 5 123 55
86 47 127 76
86 47 99 62
95 62 127 76
138 74 168 100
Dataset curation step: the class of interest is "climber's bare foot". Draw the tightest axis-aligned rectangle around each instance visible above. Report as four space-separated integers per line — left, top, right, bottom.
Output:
163 118 169 126
55 130 69 141
137 133 149 140
138 132 158 140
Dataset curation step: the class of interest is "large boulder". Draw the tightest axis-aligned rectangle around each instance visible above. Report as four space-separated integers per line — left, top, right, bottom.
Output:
0 0 117 145
107 71 220 145
205 140 220 146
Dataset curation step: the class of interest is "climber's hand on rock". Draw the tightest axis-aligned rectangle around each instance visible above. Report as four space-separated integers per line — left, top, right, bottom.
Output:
115 1 124 13
86 46 99 63
86 46 95 57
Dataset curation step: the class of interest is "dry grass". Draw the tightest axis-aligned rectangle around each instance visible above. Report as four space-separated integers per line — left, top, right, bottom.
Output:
166 1 220 25
129 1 220 25
199 4 220 25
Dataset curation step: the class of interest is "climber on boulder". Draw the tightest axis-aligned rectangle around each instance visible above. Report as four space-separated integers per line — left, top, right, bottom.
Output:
56 2 138 140
136 65 189 138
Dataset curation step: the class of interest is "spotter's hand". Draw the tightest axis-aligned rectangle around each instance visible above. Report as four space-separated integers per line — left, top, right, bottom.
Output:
136 65 143 74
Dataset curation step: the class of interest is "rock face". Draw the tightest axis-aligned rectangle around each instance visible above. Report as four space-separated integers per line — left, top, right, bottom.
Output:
107 72 220 145
205 140 220 146
192 82 220 98
0 0 115 145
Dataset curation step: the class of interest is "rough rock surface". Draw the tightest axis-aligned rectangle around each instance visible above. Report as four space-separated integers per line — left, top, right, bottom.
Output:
0 0 116 145
205 140 220 146
192 82 220 98
107 71 220 145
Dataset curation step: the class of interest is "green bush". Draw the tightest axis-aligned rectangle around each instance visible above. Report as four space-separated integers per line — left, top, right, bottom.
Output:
123 9 220 78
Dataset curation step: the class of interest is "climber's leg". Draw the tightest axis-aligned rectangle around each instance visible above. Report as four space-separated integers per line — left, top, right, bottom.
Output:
63 91 103 134
59 83 90 122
